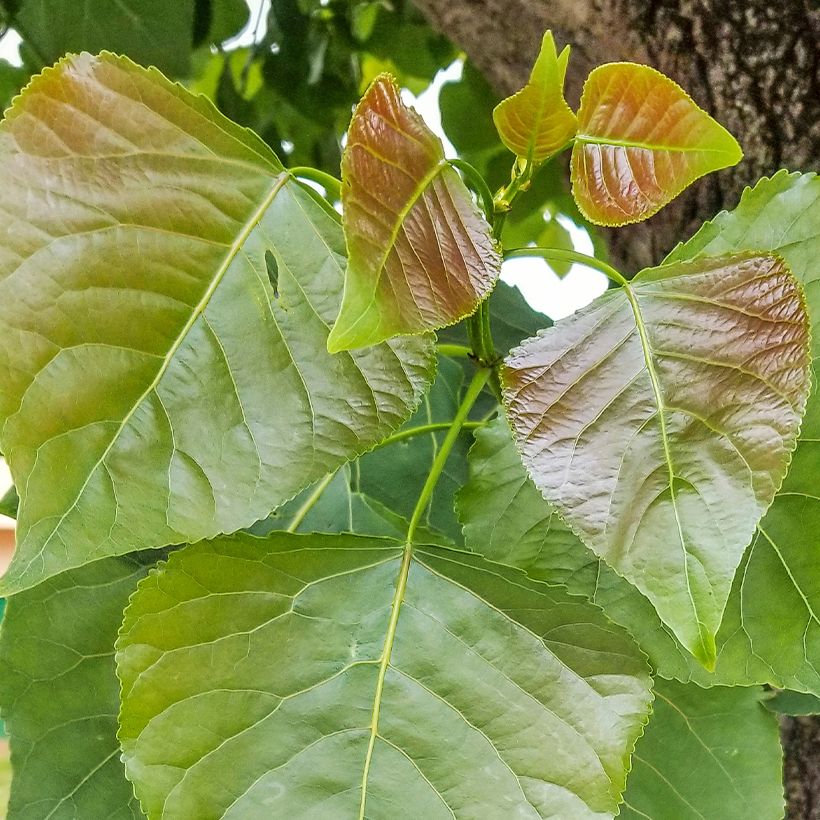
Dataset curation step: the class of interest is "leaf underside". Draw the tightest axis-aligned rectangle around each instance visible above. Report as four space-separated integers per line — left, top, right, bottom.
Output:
492 31 577 164
327 74 501 352
116 532 652 819
0 53 435 594
502 253 811 667
570 62 743 226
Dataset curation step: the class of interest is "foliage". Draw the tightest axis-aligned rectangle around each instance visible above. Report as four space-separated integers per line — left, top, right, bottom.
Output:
0 8 815 819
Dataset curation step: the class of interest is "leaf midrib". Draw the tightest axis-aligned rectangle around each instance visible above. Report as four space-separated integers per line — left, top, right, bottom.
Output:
575 134 734 155
341 155 447 339
12 172 290 587
623 285 708 660
358 541 413 819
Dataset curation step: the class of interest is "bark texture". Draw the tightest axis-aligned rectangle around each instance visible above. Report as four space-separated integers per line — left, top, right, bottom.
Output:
413 0 820 815
783 716 820 820
413 0 819 272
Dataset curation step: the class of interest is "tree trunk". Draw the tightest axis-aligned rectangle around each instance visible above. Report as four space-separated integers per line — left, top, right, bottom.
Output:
412 0 818 272
412 0 820 815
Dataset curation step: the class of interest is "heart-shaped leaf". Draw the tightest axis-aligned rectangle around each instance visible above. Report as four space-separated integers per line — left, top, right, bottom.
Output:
459 412 820 694
663 170 820 689
571 63 742 225
621 680 783 820
502 253 811 667
0 53 435 594
326 74 501 352
116 532 652 818
492 31 577 164
0 552 161 819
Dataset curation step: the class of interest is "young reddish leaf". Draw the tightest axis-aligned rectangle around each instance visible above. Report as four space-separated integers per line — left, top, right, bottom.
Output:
492 31 577 164
571 63 742 226
502 254 811 668
327 75 500 352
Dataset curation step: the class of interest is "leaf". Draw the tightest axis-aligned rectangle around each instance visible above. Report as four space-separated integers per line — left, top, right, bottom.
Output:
764 690 820 716
440 61 501 155
457 417 709 680
502 253 812 667
0 553 163 819
0 53 435 594
570 63 742 226
0 483 17 519
662 170 820 691
249 464 453 546
459 415 820 693
620 680 783 820
326 74 501 352
492 31 577 165
355 357 476 544
116 532 652 818
460 416 820 692
436 280 553 356
11 1 196 76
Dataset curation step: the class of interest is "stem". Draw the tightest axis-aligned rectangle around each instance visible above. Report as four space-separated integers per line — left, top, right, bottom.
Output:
437 343 473 359
406 369 490 540
504 246 629 286
378 420 485 447
289 166 343 201
493 157 533 215
358 368 490 818
448 158 496 223
285 471 335 533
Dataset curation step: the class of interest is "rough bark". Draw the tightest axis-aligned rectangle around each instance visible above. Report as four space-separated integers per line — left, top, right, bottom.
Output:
413 0 819 273
783 716 820 820
413 0 820 816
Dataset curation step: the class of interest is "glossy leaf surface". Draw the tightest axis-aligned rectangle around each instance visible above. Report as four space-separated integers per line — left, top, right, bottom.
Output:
571 63 742 225
502 254 811 666
0 53 435 594
327 75 501 351
492 31 577 164
116 532 652 818
665 171 820 690
0 553 160 819
459 416 820 692
621 680 783 820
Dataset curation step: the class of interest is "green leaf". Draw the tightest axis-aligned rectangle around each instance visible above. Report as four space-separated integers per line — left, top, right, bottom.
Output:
0 483 17 519
11 1 196 76
459 416 820 692
621 680 783 820
502 253 812 667
457 417 704 680
764 690 820 716
436 280 553 356
116 532 652 818
326 74 501 352
571 63 742 226
492 31 577 165
0 553 162 819
0 53 435 594
355 357 475 544
200 0 250 46
439 61 501 156
663 170 820 691
249 464 453 545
